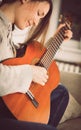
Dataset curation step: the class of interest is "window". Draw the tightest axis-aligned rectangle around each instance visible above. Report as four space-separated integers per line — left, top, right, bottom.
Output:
60 0 81 42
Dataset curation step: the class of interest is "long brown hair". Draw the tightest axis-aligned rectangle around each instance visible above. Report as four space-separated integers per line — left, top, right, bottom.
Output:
27 0 53 45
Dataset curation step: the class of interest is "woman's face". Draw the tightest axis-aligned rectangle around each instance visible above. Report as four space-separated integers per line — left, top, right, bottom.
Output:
15 1 50 29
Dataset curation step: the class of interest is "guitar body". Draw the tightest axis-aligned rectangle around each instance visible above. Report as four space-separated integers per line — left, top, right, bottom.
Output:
2 41 60 124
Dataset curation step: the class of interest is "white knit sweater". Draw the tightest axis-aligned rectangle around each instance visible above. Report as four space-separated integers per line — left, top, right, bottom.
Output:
0 10 33 96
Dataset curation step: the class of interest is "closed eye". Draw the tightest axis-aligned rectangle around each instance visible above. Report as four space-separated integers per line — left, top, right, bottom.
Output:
37 11 45 18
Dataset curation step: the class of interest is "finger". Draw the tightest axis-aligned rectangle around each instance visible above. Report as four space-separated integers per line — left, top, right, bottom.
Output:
64 30 73 39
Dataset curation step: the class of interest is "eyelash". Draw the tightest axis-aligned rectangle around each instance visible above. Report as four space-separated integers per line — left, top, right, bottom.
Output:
37 11 44 18
37 11 40 16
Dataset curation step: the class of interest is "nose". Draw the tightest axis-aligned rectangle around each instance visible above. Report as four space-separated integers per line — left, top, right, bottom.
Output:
34 17 40 26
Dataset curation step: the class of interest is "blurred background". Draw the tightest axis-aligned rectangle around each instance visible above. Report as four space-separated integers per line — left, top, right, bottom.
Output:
48 1 81 129
47 0 81 110
46 0 81 67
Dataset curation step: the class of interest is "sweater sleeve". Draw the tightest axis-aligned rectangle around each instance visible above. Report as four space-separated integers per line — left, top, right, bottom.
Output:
0 63 33 96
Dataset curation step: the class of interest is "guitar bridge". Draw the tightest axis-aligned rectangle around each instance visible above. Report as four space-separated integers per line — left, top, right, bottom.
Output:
26 90 39 108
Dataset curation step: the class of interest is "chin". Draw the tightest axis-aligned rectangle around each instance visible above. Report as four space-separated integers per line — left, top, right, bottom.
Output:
16 24 25 30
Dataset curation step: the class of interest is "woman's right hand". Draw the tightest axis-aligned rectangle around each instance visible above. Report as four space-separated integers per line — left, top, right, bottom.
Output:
31 65 48 86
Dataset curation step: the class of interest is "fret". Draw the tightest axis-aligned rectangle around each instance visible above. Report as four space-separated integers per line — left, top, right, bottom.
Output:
56 34 63 43
58 31 64 41
53 37 61 49
57 33 64 42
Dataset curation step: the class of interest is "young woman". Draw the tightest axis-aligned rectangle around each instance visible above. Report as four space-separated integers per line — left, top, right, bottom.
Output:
0 0 72 130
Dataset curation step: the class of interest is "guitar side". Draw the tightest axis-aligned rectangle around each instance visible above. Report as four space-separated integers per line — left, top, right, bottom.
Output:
2 41 60 124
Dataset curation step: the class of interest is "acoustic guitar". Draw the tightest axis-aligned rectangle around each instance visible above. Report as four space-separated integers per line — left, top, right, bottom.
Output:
2 17 71 124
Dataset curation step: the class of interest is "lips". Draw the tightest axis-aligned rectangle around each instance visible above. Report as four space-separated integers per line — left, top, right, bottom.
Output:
26 21 30 27
26 20 34 27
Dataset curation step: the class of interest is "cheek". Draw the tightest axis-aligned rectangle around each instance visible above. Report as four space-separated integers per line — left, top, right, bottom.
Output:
15 20 25 30
15 14 26 29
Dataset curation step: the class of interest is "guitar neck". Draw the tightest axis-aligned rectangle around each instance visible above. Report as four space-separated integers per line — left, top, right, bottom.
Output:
38 23 71 69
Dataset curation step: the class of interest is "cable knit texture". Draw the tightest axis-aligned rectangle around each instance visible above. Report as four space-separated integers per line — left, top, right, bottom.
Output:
0 10 33 96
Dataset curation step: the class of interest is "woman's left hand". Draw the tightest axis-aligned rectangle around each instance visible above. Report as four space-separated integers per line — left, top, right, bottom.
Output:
64 29 73 41
54 24 73 41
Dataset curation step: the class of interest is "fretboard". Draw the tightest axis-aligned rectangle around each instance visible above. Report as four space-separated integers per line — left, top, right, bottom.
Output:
38 23 71 69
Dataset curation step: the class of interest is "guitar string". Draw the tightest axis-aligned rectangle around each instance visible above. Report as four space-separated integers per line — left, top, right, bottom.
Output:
39 32 64 69
39 23 70 69
39 30 65 68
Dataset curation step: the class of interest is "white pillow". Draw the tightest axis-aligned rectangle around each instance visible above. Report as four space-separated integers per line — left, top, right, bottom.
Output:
60 93 81 123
